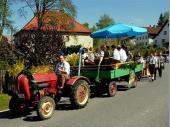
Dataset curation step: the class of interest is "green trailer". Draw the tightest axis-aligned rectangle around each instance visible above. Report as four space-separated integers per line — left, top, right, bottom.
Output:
71 62 143 97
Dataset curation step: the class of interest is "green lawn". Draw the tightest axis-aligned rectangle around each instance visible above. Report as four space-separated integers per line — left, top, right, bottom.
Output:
0 94 11 111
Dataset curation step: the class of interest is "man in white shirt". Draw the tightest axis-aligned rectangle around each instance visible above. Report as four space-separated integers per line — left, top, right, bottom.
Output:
55 54 70 90
117 45 127 62
111 45 120 61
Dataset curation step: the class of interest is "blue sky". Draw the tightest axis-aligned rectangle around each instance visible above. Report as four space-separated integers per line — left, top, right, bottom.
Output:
5 0 168 35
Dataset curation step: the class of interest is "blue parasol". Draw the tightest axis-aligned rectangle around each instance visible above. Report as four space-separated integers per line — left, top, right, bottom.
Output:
90 23 147 38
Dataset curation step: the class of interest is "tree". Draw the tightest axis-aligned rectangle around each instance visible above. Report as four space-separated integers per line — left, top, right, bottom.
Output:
0 0 17 67
90 25 97 32
0 0 14 43
157 12 169 27
163 11 169 22
96 14 115 30
83 22 89 29
16 0 77 66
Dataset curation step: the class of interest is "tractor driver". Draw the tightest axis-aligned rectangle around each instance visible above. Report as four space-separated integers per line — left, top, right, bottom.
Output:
55 54 70 91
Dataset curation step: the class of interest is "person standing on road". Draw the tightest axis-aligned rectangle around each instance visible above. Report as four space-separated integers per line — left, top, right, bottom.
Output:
147 53 157 81
157 52 165 77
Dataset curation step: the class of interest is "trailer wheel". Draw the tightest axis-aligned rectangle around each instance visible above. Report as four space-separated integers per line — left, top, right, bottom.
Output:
37 96 55 120
107 81 117 97
70 80 90 108
9 96 26 115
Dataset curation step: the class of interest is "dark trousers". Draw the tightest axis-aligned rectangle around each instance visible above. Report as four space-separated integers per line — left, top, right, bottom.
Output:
149 64 155 79
155 67 162 79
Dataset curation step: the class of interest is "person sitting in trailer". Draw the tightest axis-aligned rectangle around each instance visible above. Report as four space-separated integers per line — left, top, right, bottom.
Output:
117 45 127 63
82 48 95 66
100 44 110 65
111 45 121 63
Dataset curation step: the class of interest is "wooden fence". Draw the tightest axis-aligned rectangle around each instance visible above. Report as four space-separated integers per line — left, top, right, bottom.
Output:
0 70 16 94
0 70 6 93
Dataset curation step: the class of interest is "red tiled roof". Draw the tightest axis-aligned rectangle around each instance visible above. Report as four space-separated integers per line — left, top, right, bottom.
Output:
22 11 91 33
145 26 161 35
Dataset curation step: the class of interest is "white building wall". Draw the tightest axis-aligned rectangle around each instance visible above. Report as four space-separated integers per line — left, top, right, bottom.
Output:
64 35 93 48
154 22 169 47
135 33 149 45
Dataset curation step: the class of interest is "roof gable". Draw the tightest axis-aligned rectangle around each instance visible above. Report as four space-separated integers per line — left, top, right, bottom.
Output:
21 11 91 33
154 20 169 38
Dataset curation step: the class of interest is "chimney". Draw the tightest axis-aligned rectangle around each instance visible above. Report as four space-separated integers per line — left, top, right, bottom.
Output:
149 25 151 27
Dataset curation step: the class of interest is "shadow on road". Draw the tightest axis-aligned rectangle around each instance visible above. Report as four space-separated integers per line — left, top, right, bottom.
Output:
0 110 26 119
56 99 78 111
117 85 129 91
23 116 42 122
0 99 76 122
0 111 13 119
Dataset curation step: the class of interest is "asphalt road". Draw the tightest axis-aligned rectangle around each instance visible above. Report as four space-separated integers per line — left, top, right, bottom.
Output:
0 64 169 127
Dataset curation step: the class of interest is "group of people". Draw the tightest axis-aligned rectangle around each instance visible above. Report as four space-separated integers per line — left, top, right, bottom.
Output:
54 45 166 93
82 44 129 66
146 52 165 81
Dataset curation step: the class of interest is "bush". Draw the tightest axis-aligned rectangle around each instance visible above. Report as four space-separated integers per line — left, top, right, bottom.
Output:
62 45 82 55
0 61 7 70
66 53 79 66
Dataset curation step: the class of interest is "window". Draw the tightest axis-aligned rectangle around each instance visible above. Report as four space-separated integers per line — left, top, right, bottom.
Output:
136 37 138 40
163 31 167 35
65 35 70 42
142 36 144 39
162 39 165 43
139 37 141 40
146 42 148 45
145 36 148 39
155 40 157 43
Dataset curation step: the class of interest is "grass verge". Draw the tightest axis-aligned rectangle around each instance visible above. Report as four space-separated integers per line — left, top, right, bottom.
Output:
0 93 11 111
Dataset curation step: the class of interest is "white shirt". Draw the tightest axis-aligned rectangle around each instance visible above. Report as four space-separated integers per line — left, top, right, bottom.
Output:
88 52 95 62
119 48 127 62
55 61 70 75
148 56 157 65
113 49 120 60
100 51 104 57
82 53 88 59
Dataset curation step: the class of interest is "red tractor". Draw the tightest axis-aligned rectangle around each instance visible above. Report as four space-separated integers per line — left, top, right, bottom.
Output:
8 70 90 120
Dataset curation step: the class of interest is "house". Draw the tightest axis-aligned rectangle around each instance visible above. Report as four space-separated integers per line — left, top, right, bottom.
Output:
14 11 93 48
135 25 161 46
154 20 169 48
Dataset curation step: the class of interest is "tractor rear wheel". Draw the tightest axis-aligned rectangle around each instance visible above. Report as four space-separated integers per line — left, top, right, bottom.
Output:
107 81 117 97
37 96 55 120
70 80 90 108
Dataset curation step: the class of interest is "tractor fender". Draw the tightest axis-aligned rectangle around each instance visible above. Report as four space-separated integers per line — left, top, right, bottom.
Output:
17 74 31 100
66 76 90 86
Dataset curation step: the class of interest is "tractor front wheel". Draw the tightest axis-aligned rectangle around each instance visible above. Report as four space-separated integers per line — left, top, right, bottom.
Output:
70 80 90 108
37 96 55 120
9 96 26 115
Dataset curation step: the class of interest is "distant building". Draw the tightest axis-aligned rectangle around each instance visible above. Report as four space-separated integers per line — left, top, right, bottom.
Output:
134 25 161 46
14 11 93 48
154 20 169 48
